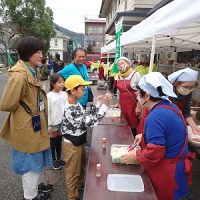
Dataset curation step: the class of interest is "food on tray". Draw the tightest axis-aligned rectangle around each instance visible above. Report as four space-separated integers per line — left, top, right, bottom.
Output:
189 137 200 143
111 144 140 164
187 126 200 147
105 108 121 118
111 145 128 163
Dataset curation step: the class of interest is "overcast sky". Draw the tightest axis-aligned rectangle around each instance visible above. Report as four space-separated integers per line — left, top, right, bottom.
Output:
45 0 103 33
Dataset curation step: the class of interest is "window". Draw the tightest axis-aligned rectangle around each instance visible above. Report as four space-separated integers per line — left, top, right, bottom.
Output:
88 26 104 34
54 39 57 46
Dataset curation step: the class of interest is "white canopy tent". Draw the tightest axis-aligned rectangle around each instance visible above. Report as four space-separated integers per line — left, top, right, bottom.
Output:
101 0 200 57
101 40 115 54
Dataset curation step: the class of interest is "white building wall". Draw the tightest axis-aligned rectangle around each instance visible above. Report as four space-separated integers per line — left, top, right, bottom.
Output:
50 38 64 51
50 37 69 60
134 0 162 8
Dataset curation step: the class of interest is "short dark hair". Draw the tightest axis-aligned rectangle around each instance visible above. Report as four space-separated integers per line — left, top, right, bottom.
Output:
67 85 80 94
55 53 60 60
17 36 43 61
50 73 64 91
41 57 47 64
72 48 86 59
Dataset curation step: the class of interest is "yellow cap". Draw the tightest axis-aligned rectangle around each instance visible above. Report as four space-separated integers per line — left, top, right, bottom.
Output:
65 75 92 91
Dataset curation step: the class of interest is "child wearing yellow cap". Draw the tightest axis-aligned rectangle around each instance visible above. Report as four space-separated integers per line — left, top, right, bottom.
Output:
61 75 112 200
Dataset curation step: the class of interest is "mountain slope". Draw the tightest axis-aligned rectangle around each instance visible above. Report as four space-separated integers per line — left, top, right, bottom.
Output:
54 23 84 47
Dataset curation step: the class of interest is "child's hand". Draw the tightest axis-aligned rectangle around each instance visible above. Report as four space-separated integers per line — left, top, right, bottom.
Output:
97 95 104 102
111 103 119 108
48 128 53 136
102 93 112 106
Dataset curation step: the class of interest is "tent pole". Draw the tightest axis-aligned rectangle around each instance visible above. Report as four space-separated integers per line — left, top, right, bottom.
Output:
106 53 110 80
149 35 156 73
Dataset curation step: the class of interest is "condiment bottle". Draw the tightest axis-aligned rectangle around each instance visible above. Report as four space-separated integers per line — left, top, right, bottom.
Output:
102 137 107 148
96 164 101 177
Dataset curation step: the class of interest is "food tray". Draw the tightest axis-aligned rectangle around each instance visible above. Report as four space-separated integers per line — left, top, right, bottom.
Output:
105 108 121 118
107 174 144 192
188 126 200 147
110 144 139 164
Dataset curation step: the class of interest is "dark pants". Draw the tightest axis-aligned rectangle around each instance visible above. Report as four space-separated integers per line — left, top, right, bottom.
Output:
50 136 62 161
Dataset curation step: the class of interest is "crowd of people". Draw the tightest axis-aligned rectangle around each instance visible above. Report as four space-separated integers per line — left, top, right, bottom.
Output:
0 35 199 200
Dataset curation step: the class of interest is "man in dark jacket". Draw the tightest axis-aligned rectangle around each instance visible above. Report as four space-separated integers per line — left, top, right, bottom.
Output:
53 53 65 73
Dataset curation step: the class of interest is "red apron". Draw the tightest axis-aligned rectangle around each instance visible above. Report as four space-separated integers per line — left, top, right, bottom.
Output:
170 96 186 111
140 105 195 200
117 75 139 129
98 66 105 80
138 108 149 135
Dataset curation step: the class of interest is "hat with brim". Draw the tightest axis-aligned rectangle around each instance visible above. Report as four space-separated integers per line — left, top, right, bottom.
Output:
65 75 92 91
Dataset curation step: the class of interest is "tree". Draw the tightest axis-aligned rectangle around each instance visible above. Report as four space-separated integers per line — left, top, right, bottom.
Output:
0 0 55 53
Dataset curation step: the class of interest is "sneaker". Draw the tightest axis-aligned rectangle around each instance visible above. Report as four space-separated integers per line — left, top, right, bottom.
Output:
23 192 50 200
53 160 63 170
38 183 53 193
57 159 66 167
33 192 50 200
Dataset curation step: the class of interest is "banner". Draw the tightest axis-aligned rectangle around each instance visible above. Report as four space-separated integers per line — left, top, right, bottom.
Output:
113 17 123 73
7 50 14 65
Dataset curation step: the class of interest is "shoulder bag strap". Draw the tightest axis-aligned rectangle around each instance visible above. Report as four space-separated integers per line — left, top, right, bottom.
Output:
19 88 40 116
19 100 33 116
73 63 85 80
123 71 136 103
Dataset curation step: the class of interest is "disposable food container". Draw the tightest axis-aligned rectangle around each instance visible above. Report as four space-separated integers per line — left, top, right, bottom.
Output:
107 174 144 192
110 144 140 164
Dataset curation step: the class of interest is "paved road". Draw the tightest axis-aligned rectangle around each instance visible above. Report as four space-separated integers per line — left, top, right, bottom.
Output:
1 72 200 200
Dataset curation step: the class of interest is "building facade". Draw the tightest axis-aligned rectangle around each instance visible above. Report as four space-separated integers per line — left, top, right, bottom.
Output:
99 0 162 60
84 18 106 53
99 0 161 45
49 30 70 63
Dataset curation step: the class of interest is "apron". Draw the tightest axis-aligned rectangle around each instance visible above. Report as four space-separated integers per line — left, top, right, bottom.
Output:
171 96 186 111
141 104 195 200
117 74 138 129
138 96 186 135
138 108 149 134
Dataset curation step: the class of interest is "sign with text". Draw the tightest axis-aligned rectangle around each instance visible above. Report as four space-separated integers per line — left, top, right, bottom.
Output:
113 17 123 73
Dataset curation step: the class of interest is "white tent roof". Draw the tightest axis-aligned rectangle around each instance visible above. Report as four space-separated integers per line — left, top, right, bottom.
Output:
101 40 115 53
101 0 200 53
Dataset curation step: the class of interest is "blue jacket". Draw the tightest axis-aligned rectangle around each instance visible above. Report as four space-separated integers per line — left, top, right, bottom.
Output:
58 63 89 106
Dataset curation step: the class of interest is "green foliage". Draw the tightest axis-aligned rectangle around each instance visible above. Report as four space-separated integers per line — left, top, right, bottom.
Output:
0 0 55 54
